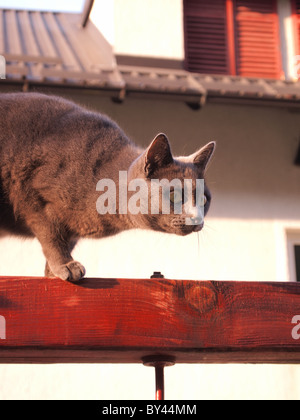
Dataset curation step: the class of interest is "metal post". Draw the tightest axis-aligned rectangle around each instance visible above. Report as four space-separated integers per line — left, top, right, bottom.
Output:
143 356 176 401
155 364 165 400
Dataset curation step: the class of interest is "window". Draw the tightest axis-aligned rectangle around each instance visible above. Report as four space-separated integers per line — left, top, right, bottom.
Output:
295 245 300 282
292 0 300 56
184 0 283 79
184 0 229 75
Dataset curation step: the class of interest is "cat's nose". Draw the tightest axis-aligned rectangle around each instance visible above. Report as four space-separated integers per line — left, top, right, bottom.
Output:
190 217 203 226
186 216 204 231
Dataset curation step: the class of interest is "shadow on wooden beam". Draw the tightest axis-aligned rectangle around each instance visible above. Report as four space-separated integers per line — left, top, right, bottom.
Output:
0 277 300 364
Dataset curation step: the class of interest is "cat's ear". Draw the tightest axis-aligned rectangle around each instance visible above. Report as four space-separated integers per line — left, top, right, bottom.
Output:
145 133 173 177
192 141 216 172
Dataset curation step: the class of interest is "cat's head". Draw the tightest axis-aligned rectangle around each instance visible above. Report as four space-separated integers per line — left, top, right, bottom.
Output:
127 133 216 236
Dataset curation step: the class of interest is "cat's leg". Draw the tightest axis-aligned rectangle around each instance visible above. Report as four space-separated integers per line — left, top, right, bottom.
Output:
42 237 85 282
44 238 80 280
45 259 85 281
44 262 53 278
28 218 85 282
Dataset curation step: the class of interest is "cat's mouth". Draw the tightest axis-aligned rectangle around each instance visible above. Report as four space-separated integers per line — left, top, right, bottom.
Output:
192 222 204 232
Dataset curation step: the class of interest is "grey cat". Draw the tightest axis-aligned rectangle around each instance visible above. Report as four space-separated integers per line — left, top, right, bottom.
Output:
0 93 215 281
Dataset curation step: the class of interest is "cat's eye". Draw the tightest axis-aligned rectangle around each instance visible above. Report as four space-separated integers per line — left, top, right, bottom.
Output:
197 195 208 206
170 190 183 204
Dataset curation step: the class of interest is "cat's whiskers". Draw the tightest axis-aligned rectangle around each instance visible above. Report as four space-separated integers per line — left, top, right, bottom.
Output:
203 223 217 233
197 231 201 258
194 221 214 257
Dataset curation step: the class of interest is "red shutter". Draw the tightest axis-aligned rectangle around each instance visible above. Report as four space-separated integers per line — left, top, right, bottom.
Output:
184 0 229 75
234 0 282 79
292 0 300 55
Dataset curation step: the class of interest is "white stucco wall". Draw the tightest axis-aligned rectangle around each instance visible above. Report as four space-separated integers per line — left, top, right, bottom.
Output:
90 0 115 46
91 0 184 60
0 92 300 400
114 0 184 59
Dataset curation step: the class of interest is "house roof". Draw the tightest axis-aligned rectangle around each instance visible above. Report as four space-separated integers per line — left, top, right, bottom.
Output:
0 9 124 91
2 8 300 108
81 0 95 28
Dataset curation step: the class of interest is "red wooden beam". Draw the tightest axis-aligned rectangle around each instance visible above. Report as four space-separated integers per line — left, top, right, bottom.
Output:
0 277 300 364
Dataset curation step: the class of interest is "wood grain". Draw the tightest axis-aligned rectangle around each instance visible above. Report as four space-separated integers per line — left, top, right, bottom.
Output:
0 277 300 364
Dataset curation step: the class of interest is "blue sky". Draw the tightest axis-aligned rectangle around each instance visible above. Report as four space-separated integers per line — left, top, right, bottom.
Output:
0 0 85 12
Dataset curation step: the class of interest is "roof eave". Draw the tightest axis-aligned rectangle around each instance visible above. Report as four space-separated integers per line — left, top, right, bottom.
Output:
3 76 300 110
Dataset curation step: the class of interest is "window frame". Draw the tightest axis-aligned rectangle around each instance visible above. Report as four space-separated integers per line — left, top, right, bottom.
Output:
295 245 300 282
287 232 300 282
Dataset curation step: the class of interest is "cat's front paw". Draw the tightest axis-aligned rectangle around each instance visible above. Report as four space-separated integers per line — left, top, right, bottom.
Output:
53 261 86 282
